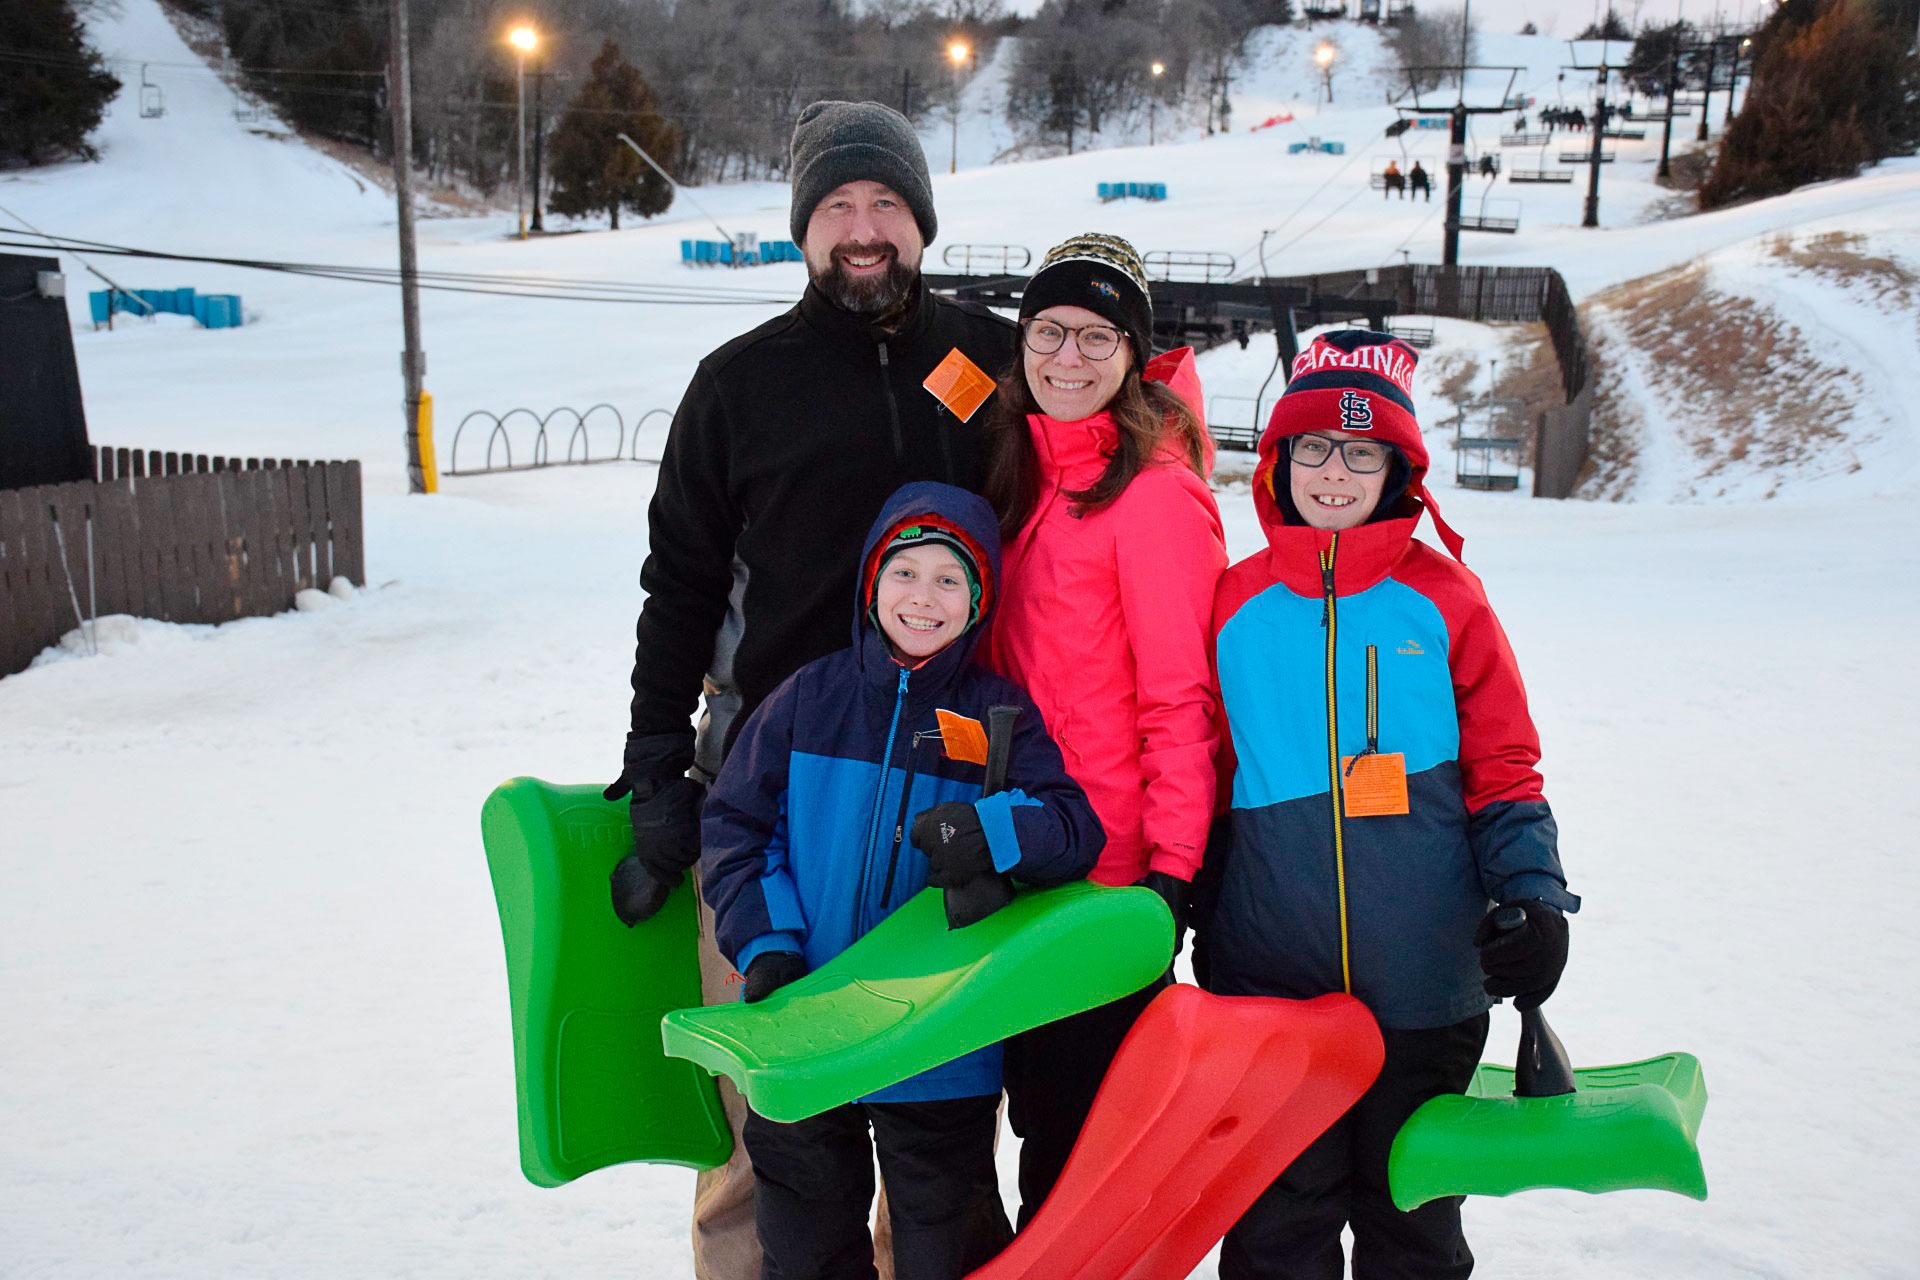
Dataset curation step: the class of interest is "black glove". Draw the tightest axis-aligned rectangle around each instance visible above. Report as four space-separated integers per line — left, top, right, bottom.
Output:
742 950 808 1003
1137 870 1192 961
1474 899 1569 1011
911 802 995 888
605 774 705 927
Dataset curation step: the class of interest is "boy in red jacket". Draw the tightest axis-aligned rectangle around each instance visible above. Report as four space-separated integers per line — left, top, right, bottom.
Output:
1198 330 1579 1279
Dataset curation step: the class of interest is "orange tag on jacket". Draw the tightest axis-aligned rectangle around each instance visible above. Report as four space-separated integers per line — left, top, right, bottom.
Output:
936 709 990 765
923 348 996 423
1341 752 1410 817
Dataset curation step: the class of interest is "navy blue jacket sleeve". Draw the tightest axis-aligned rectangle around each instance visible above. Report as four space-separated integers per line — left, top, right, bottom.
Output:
973 685 1106 887
700 676 808 971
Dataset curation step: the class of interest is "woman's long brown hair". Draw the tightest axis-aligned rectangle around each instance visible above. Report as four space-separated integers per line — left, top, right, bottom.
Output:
982 351 1209 542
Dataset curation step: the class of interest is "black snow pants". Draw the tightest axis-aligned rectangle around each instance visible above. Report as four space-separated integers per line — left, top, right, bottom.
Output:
1219 1012 1491 1280
1002 974 1168 1229
743 1095 1010 1280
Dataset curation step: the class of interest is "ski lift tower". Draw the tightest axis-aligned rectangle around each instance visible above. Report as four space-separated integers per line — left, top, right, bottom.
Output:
1398 63 1522 266
1567 39 1634 228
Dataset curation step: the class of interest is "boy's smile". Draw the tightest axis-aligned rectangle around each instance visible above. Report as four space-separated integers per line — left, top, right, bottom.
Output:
874 545 974 660
1290 430 1391 532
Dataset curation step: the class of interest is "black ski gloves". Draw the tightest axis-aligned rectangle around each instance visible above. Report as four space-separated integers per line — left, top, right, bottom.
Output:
1137 870 1192 962
1474 899 1570 1011
742 950 808 1003
912 802 996 888
605 774 706 927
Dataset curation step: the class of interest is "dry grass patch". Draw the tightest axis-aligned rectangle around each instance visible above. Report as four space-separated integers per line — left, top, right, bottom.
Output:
1578 262 1864 498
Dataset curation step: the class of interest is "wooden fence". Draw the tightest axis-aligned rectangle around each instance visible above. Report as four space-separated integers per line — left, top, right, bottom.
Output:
0 450 363 678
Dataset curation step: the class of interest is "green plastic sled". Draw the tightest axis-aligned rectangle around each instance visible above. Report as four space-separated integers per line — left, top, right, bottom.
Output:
482 778 732 1186
661 881 1173 1123
1388 1007 1708 1211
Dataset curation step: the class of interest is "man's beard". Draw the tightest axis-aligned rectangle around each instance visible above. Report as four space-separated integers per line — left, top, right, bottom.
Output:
812 241 919 319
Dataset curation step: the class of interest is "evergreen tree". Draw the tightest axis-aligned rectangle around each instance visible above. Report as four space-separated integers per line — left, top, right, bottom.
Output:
1576 9 1635 39
1626 20 1699 98
220 0 386 151
0 0 121 169
545 41 679 231
1701 0 1920 207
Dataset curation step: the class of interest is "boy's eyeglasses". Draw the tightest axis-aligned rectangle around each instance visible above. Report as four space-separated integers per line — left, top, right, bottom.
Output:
1020 318 1126 360
1288 434 1393 474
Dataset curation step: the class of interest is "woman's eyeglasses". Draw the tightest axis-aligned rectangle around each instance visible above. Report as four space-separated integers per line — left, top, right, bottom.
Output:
1020 318 1126 360
1287 434 1393 474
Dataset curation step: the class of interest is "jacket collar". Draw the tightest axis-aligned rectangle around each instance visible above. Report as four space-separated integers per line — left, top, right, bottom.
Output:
854 626 973 704
1260 512 1419 598
1028 409 1119 489
1024 346 1210 492
798 275 935 353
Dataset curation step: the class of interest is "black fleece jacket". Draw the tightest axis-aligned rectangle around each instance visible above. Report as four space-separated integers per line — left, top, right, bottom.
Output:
621 278 1017 787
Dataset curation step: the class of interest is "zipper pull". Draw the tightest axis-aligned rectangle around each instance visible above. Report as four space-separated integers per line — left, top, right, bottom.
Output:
1319 537 1338 627
878 343 890 369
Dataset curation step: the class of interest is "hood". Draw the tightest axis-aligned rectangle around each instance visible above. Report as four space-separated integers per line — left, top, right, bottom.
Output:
1028 345 1214 482
1250 331 1464 561
854 481 1003 678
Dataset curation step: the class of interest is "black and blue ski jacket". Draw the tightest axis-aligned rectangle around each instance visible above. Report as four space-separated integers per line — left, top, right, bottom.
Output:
701 481 1105 1103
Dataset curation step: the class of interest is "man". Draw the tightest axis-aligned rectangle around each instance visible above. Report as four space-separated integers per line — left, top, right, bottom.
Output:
604 100 1017 1280
1409 160 1432 202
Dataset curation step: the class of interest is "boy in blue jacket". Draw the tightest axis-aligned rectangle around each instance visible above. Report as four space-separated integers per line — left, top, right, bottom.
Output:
701 480 1104 1280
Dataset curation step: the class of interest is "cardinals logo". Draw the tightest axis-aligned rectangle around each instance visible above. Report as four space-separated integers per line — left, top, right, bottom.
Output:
1338 390 1375 430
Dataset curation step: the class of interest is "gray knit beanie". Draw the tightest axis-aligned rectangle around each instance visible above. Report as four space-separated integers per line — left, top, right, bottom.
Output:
788 101 938 248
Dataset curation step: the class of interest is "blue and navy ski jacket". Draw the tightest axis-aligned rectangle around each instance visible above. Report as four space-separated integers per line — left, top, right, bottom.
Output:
701 481 1105 1103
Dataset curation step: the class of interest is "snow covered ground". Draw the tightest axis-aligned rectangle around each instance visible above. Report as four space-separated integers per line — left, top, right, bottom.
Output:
4 1 1919 1276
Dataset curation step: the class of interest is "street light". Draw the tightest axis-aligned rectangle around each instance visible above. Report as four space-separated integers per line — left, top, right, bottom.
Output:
508 24 538 240
1150 61 1165 145
1316 43 1336 106
948 41 970 175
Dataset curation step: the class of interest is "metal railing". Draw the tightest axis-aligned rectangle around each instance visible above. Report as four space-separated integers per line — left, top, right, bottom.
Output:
445 403 670 476
942 244 1032 275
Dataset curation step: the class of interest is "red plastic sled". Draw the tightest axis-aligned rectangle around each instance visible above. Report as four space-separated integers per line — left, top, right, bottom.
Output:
969 987 1383 1280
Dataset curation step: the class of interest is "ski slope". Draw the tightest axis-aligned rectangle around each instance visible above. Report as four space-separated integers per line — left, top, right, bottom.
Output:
3 1 1919 1276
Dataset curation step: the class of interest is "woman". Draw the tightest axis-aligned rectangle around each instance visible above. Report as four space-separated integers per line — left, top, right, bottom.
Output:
978 232 1228 1227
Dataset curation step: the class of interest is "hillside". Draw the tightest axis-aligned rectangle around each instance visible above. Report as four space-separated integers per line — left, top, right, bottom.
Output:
4 3 1920 1278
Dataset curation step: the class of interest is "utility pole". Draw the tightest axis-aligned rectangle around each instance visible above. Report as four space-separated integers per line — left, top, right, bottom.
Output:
530 65 546 232
901 67 912 115
387 0 429 494
1569 39 1628 229
1401 29 1518 266
1657 40 1679 179
1444 105 1467 265
1585 63 1608 227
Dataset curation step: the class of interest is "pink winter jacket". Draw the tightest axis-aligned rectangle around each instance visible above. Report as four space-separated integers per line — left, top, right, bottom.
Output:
981 348 1228 886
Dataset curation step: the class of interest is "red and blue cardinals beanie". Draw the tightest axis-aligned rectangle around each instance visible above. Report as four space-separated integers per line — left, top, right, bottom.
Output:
1255 328 1465 559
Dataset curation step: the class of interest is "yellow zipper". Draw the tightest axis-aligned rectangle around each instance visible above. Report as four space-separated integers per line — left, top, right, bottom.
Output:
1319 536 1352 994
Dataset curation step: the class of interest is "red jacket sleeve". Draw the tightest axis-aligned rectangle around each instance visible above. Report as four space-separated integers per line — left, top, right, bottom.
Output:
1113 464 1229 880
1405 550 1546 812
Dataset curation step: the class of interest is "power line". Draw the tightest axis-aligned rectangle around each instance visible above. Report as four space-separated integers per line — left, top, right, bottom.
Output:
0 230 797 307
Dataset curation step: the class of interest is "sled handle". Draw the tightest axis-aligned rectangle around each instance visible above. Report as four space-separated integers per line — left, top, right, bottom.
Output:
945 705 1019 930
1492 905 1578 1098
